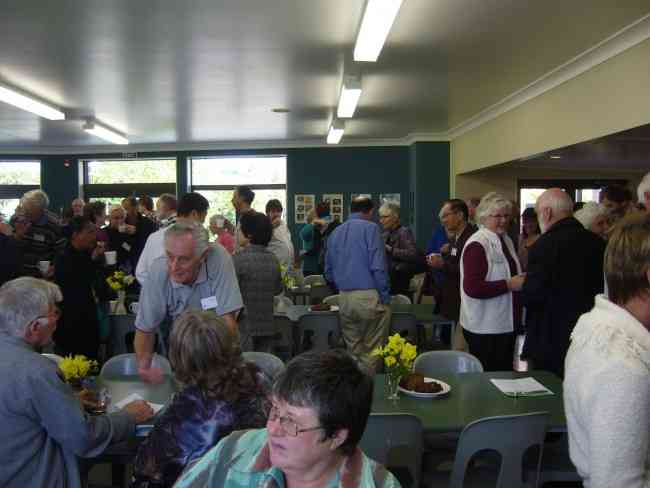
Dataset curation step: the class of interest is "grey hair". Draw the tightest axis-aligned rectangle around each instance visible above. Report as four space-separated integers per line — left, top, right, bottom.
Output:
379 202 400 218
209 214 225 226
0 278 60 338
164 220 210 256
638 172 650 204
574 202 607 230
475 192 512 225
20 189 49 209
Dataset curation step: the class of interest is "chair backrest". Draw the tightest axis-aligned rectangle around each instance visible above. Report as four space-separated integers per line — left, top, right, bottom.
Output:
322 294 340 306
390 294 412 305
390 313 418 345
413 350 483 376
450 412 549 488
274 295 294 312
42 353 64 365
303 274 327 287
360 413 423 488
297 313 340 352
100 353 172 377
242 351 285 380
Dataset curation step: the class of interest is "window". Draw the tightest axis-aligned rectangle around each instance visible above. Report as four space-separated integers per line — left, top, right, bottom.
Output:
190 156 287 225
0 160 41 219
82 158 177 202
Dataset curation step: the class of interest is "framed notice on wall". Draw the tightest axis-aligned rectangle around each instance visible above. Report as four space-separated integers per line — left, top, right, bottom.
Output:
294 194 315 224
323 193 344 222
380 193 401 206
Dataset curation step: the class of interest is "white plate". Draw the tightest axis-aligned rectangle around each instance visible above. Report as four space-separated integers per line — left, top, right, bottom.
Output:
398 377 451 399
308 305 339 312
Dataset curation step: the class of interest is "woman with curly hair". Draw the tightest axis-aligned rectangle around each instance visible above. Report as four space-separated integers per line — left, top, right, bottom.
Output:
131 311 270 488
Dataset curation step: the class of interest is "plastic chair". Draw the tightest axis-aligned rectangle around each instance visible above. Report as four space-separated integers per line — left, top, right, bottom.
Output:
390 294 412 305
271 315 297 360
42 353 64 365
360 413 423 488
303 274 327 287
322 294 340 306
100 353 172 377
297 313 341 352
274 295 295 312
449 412 549 488
390 313 419 346
526 434 580 485
242 351 285 379
414 350 483 376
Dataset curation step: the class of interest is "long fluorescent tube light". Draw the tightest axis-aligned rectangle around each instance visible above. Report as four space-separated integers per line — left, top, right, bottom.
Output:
354 0 403 62
83 120 129 145
0 84 65 120
337 76 362 118
327 120 345 145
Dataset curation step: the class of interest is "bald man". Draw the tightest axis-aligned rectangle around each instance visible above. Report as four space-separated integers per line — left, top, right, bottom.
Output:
520 188 606 377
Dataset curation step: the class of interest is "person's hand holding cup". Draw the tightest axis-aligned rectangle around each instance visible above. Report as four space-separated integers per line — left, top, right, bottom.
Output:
427 253 444 269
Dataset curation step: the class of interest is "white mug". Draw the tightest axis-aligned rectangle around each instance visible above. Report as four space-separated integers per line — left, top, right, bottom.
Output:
129 302 139 315
38 260 50 275
104 250 117 265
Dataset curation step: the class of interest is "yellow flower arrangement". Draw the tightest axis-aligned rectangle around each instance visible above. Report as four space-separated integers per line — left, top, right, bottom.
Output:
106 270 135 291
59 355 99 383
279 263 296 289
372 333 417 377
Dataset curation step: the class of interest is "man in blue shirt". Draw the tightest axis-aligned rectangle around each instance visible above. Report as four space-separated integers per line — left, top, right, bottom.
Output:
325 197 391 372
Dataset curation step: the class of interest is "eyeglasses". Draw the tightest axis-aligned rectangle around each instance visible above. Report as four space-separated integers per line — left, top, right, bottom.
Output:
268 405 324 437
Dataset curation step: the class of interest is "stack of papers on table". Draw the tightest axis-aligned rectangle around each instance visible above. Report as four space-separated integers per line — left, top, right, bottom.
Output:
111 393 165 414
490 378 554 397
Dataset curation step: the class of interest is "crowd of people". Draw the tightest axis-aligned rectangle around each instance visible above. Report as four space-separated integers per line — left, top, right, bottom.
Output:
0 172 649 487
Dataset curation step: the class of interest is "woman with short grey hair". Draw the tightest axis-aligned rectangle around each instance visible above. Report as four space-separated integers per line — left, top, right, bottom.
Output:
378 202 421 296
460 192 524 371
574 202 609 240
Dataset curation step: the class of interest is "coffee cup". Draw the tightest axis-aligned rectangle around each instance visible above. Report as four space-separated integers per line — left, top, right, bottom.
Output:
118 224 127 233
104 250 117 265
38 260 50 276
129 302 139 315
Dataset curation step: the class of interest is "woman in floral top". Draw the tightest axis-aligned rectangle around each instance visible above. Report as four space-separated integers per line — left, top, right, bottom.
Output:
131 311 270 488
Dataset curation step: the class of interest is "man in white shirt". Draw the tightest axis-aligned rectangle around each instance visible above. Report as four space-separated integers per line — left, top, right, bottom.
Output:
136 193 209 285
265 199 294 269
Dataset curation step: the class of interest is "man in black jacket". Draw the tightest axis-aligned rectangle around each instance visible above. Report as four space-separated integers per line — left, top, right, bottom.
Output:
521 188 606 377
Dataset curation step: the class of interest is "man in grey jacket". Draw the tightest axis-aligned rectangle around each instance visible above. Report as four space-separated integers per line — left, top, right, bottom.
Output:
0 277 153 488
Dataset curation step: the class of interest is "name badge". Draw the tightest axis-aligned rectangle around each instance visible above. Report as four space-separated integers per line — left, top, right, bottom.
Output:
121 242 132 252
34 234 45 242
451 248 458 257
201 296 218 311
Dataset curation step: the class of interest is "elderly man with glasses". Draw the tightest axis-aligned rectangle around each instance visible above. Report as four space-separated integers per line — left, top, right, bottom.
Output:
173 349 400 488
0 277 153 488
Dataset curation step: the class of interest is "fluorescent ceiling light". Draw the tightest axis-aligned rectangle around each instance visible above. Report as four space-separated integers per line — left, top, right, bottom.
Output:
549 155 562 159
83 120 129 145
354 0 403 62
337 76 362 118
0 84 65 120
327 120 345 145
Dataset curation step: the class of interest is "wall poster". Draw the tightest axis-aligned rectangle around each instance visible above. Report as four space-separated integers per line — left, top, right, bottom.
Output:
322 193 344 222
294 194 315 224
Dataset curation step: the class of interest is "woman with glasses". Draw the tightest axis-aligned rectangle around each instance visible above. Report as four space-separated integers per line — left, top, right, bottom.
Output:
459 192 525 371
173 350 400 488
132 311 270 488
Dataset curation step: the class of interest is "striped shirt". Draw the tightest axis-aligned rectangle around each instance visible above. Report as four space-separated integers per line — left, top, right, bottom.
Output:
20 210 66 276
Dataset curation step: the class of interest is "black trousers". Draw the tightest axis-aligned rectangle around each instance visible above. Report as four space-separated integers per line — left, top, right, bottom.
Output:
462 328 514 372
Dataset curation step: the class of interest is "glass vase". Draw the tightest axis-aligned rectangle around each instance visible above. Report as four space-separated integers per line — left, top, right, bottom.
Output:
114 290 127 315
386 371 402 401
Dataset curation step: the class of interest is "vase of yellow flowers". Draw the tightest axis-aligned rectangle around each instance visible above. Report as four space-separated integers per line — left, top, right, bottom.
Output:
106 270 135 315
372 333 417 400
59 355 99 390
279 263 296 291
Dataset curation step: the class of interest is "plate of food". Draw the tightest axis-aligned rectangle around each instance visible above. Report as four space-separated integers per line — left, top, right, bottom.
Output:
398 373 451 399
308 304 339 312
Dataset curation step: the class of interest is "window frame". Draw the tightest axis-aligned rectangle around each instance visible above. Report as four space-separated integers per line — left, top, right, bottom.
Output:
81 157 177 200
0 159 41 199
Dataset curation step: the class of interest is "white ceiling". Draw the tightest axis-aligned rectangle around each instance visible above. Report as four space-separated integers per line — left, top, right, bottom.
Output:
0 0 648 149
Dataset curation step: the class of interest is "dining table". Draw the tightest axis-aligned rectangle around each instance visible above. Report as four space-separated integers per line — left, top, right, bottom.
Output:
371 370 566 434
